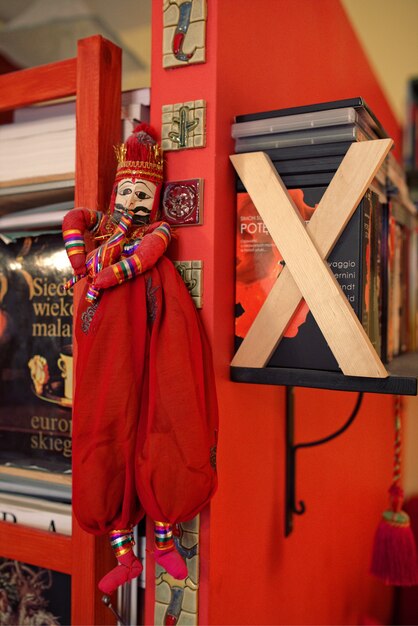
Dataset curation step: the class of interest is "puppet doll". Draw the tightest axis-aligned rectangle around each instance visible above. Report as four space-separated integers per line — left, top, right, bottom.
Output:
62 124 218 600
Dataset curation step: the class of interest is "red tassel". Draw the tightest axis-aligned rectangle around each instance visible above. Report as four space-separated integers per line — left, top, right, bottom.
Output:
371 507 418 586
370 397 418 586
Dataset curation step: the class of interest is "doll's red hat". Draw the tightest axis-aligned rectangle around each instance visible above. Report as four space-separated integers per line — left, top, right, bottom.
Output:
114 123 164 184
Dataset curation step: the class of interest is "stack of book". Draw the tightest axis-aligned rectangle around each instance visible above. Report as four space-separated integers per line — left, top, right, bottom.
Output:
233 97 417 372
0 87 150 188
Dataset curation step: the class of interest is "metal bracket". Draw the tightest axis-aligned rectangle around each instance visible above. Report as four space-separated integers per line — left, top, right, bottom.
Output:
285 387 364 536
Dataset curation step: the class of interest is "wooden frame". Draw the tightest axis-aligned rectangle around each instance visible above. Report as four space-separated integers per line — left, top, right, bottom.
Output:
0 35 121 626
231 139 393 377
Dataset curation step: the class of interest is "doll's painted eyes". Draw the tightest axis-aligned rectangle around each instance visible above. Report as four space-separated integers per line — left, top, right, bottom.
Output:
120 188 150 201
136 191 151 200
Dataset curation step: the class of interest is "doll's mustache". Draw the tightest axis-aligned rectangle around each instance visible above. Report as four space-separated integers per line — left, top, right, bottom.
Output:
115 203 152 216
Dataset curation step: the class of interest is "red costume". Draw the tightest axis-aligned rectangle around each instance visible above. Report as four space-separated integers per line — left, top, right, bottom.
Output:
63 124 218 597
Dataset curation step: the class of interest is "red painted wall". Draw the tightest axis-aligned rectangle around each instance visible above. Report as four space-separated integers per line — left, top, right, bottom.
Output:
151 1 400 623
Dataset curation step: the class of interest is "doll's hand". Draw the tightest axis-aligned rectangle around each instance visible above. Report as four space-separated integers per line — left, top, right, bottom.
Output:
92 266 119 290
71 257 87 275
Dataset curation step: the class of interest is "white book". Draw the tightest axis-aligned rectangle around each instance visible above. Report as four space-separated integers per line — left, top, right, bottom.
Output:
1 88 150 186
0 492 71 535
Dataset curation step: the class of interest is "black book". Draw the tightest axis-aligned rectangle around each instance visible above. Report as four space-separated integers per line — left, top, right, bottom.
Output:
237 171 336 193
0 233 73 475
262 141 357 162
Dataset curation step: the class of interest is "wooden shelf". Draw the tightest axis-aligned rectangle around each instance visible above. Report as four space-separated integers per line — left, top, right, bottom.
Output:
0 521 72 574
231 352 418 396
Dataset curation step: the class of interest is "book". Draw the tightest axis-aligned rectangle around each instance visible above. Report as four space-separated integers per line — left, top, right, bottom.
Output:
231 106 360 138
234 123 372 153
0 465 71 503
0 201 72 235
0 557 71 624
0 491 71 534
234 96 388 139
0 178 74 216
235 186 376 372
403 78 418 170
0 233 73 476
0 88 150 187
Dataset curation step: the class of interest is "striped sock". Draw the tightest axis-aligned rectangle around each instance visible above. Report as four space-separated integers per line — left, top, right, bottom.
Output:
154 521 175 552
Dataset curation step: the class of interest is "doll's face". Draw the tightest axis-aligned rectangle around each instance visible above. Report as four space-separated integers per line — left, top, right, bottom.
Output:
114 177 157 225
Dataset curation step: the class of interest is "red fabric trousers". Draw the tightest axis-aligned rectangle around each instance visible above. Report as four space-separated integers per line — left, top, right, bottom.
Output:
72 257 218 535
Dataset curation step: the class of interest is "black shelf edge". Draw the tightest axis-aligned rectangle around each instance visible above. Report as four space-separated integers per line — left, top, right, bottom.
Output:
230 352 418 396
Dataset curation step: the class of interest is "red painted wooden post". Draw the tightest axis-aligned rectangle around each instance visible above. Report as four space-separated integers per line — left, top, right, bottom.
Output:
71 35 122 626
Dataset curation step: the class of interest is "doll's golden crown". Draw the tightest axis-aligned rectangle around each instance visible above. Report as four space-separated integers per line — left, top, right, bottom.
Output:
114 124 164 183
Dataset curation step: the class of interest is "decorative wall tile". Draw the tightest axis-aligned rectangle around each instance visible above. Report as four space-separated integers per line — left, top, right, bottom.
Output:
174 260 203 308
162 179 203 226
163 0 207 69
155 516 200 625
162 101 206 151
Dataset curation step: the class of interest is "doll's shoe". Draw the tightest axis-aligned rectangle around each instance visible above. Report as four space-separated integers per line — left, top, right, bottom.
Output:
98 552 143 595
154 547 188 579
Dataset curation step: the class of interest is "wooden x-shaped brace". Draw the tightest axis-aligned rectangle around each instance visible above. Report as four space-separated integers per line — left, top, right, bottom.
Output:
230 138 393 377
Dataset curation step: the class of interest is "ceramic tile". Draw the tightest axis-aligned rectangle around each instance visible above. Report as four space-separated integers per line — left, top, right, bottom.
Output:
174 260 203 308
162 103 174 114
161 100 206 151
162 179 203 226
162 0 207 68
163 2 179 27
154 517 200 625
162 25 177 56
181 20 205 57
190 0 207 21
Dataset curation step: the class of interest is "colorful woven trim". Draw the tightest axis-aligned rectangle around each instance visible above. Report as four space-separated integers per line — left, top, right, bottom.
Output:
63 229 85 258
153 222 171 249
112 255 142 284
154 521 174 552
86 284 100 303
109 528 135 558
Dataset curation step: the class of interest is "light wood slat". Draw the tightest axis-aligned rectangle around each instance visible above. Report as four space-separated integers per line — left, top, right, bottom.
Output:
231 147 390 377
232 139 392 368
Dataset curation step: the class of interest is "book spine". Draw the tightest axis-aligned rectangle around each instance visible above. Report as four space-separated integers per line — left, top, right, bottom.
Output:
360 190 372 340
0 501 71 535
379 200 390 363
368 191 383 357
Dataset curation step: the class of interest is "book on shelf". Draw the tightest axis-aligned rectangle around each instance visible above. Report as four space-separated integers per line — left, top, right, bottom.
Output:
403 78 418 171
0 232 73 480
0 557 71 625
232 96 418 373
0 179 74 217
235 185 381 372
0 87 150 187
0 201 72 235
385 191 418 359
0 464 71 504
232 97 388 153
0 491 71 534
